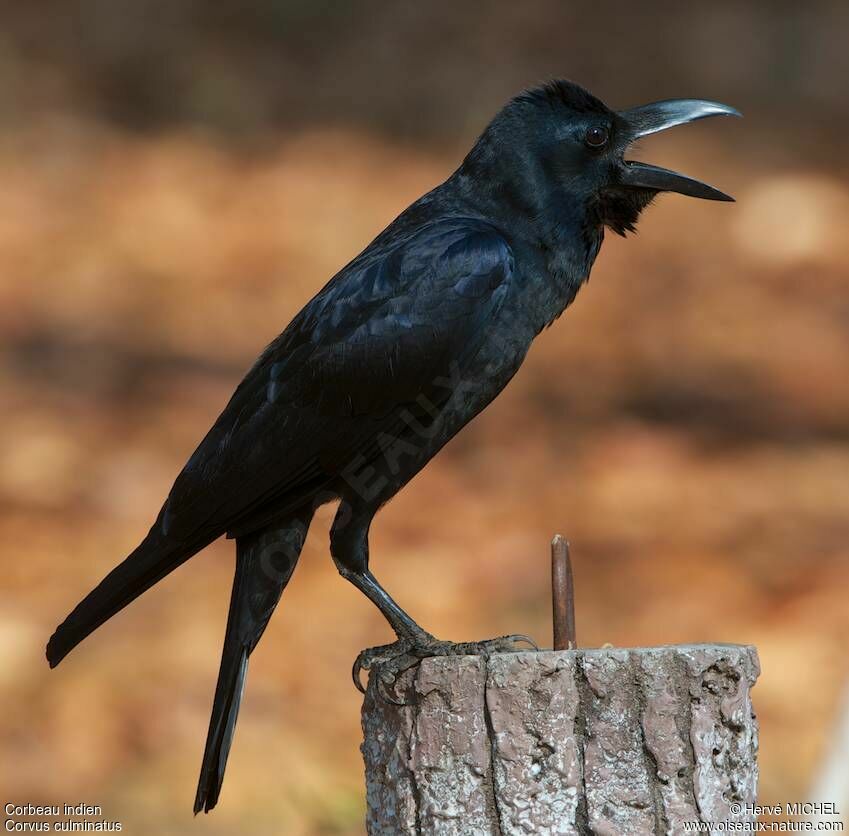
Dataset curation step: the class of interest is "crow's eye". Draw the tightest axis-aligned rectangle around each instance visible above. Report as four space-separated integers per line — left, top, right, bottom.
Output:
584 125 609 149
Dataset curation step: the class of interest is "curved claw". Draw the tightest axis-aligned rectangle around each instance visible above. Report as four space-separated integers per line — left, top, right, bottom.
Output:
507 633 539 651
352 656 368 694
351 639 415 696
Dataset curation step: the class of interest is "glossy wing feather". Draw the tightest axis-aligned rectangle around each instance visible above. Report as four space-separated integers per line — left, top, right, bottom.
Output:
159 218 514 544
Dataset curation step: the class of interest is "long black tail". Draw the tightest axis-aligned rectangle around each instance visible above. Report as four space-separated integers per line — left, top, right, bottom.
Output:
194 516 309 814
46 523 210 669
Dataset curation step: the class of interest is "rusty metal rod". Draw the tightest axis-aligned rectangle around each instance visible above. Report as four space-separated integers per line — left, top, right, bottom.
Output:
551 535 576 650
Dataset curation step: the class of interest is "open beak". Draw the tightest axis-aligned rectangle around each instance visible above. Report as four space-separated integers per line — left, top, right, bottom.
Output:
617 99 741 201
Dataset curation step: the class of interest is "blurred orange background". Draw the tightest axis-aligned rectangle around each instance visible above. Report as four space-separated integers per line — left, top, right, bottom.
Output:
1 2 848 833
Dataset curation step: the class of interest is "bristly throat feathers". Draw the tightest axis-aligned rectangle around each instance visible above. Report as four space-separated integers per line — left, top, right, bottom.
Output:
540 185 656 329
541 183 656 309
450 138 653 333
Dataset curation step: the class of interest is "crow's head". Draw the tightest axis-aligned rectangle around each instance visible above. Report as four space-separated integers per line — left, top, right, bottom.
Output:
465 80 739 236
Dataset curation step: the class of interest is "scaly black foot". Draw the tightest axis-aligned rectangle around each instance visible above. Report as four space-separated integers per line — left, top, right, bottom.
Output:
352 633 538 701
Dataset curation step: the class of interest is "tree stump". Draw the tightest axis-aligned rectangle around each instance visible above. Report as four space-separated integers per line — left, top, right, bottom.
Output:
361 644 759 835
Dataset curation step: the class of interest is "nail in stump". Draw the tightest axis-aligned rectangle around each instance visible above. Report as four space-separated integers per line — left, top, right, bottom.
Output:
551 535 576 651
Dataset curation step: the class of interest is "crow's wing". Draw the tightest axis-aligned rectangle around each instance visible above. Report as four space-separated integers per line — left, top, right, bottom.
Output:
159 217 515 543
45 217 516 668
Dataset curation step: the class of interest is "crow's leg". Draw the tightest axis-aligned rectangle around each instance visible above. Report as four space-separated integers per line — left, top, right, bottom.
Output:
330 501 536 697
330 501 430 643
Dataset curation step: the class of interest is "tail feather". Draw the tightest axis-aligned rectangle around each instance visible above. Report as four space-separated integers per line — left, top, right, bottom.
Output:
46 529 207 668
194 642 250 814
47 502 310 814
194 519 307 813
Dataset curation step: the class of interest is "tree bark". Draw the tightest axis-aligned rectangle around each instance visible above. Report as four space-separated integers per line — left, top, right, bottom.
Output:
361 644 759 835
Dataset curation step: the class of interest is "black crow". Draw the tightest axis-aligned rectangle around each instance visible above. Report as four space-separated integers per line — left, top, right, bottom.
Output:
46 80 738 812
